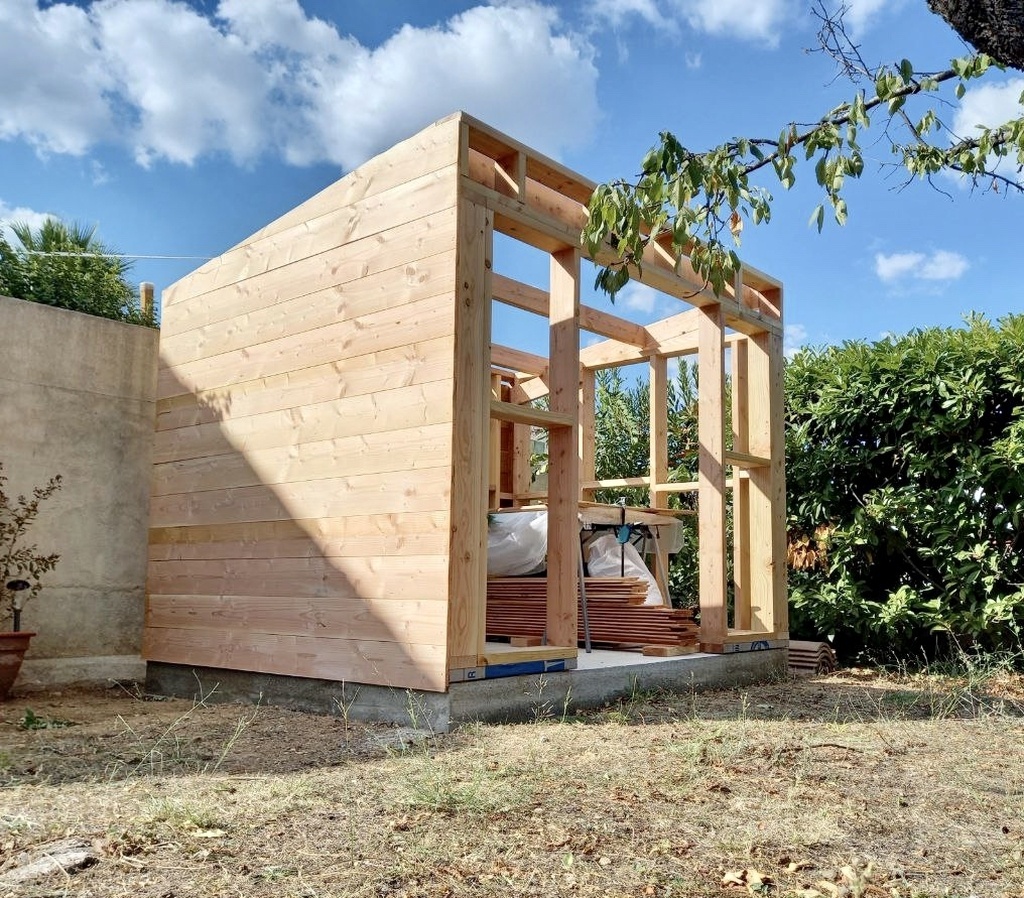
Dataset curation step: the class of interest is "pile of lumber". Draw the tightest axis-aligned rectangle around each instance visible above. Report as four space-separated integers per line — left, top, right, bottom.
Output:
788 640 837 675
486 577 698 650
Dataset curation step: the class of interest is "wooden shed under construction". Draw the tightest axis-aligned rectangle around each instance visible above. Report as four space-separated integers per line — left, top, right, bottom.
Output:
144 112 787 702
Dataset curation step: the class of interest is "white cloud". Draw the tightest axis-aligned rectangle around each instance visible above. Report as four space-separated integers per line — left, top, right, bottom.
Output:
842 0 899 35
953 77 1024 138
875 249 969 282
0 200 54 243
588 0 675 30
618 281 659 314
917 250 969 281
784 322 807 359
875 251 924 281
0 1 599 171
672 0 794 46
0 0 115 155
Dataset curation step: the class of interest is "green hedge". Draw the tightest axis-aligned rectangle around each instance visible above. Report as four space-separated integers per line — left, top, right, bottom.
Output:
786 314 1024 661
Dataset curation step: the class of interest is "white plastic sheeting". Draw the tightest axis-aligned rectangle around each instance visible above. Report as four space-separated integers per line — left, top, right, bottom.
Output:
585 533 665 606
486 511 548 577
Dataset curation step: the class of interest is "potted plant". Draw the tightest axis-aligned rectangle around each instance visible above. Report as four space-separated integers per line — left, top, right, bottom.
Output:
0 461 62 699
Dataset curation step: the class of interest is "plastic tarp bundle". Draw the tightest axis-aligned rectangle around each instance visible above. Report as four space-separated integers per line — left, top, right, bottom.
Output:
487 511 548 577
585 533 665 606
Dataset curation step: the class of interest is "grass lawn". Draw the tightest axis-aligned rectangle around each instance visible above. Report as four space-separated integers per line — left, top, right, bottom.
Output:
1 668 1022 897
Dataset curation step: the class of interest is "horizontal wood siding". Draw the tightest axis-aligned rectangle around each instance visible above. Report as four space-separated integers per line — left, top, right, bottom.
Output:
145 117 461 692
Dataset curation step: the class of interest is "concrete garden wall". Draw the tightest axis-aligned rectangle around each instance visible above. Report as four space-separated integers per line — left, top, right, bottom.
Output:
0 295 157 687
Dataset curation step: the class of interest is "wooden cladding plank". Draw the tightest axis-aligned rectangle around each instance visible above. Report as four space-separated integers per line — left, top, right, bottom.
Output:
149 512 450 560
147 554 448 600
146 594 447 644
547 246 581 648
150 465 453 528
157 335 455 431
248 117 460 243
447 198 493 666
161 249 456 369
164 163 458 318
163 208 457 342
698 304 727 644
159 287 456 402
142 626 447 692
746 329 788 636
152 423 453 497
154 379 455 465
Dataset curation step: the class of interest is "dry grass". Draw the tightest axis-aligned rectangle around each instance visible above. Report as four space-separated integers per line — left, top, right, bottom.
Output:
1 668 1022 898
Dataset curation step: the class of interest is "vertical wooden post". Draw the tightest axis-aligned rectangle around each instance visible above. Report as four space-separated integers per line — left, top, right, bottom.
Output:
649 353 671 602
489 373 502 509
140 282 155 320
731 338 752 629
547 247 581 647
747 314 788 637
579 368 596 501
649 354 669 509
510 382 532 507
447 199 493 670
698 304 727 644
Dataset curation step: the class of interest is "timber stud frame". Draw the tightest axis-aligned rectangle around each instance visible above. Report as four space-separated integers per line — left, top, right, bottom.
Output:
145 112 787 695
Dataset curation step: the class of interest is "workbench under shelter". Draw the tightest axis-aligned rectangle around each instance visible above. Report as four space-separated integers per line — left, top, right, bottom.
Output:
144 112 787 699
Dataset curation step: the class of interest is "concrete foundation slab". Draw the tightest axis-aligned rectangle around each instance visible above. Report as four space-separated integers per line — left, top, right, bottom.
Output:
147 648 787 732
16 655 148 693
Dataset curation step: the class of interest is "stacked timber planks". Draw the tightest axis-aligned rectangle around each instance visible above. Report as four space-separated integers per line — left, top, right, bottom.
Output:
486 577 698 649
788 640 837 675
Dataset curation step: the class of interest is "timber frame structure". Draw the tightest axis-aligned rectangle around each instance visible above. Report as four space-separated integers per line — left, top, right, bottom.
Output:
145 112 787 694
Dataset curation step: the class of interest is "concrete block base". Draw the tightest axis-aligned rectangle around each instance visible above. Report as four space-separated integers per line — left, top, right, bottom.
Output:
147 649 787 733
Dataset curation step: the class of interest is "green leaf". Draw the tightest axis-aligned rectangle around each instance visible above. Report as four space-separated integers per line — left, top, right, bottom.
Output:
809 204 825 233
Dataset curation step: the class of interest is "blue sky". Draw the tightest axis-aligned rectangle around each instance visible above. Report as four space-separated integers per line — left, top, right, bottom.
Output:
1 0 1022 358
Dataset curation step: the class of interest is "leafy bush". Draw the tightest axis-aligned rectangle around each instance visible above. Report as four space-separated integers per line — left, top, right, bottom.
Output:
786 314 1024 660
0 460 62 631
0 219 155 326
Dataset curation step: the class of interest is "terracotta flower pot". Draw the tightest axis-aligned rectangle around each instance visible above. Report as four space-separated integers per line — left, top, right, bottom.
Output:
0 631 34 700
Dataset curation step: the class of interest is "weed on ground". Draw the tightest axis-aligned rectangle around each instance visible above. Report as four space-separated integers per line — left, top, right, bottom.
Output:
0 670 1022 897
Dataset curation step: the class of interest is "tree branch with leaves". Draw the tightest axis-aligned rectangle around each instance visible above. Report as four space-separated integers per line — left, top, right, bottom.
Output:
583 3 1024 298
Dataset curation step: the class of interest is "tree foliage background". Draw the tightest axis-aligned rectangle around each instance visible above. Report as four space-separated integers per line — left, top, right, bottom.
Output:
787 315 1024 661
583 2 1024 298
592 315 1024 662
0 219 154 327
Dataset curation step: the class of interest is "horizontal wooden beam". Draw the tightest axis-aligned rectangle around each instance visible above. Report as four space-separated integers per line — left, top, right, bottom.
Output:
580 477 651 489
579 329 746 371
511 376 550 403
463 175 780 337
490 399 572 429
490 342 548 376
725 450 771 469
492 273 649 351
651 478 736 494
491 273 547 316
